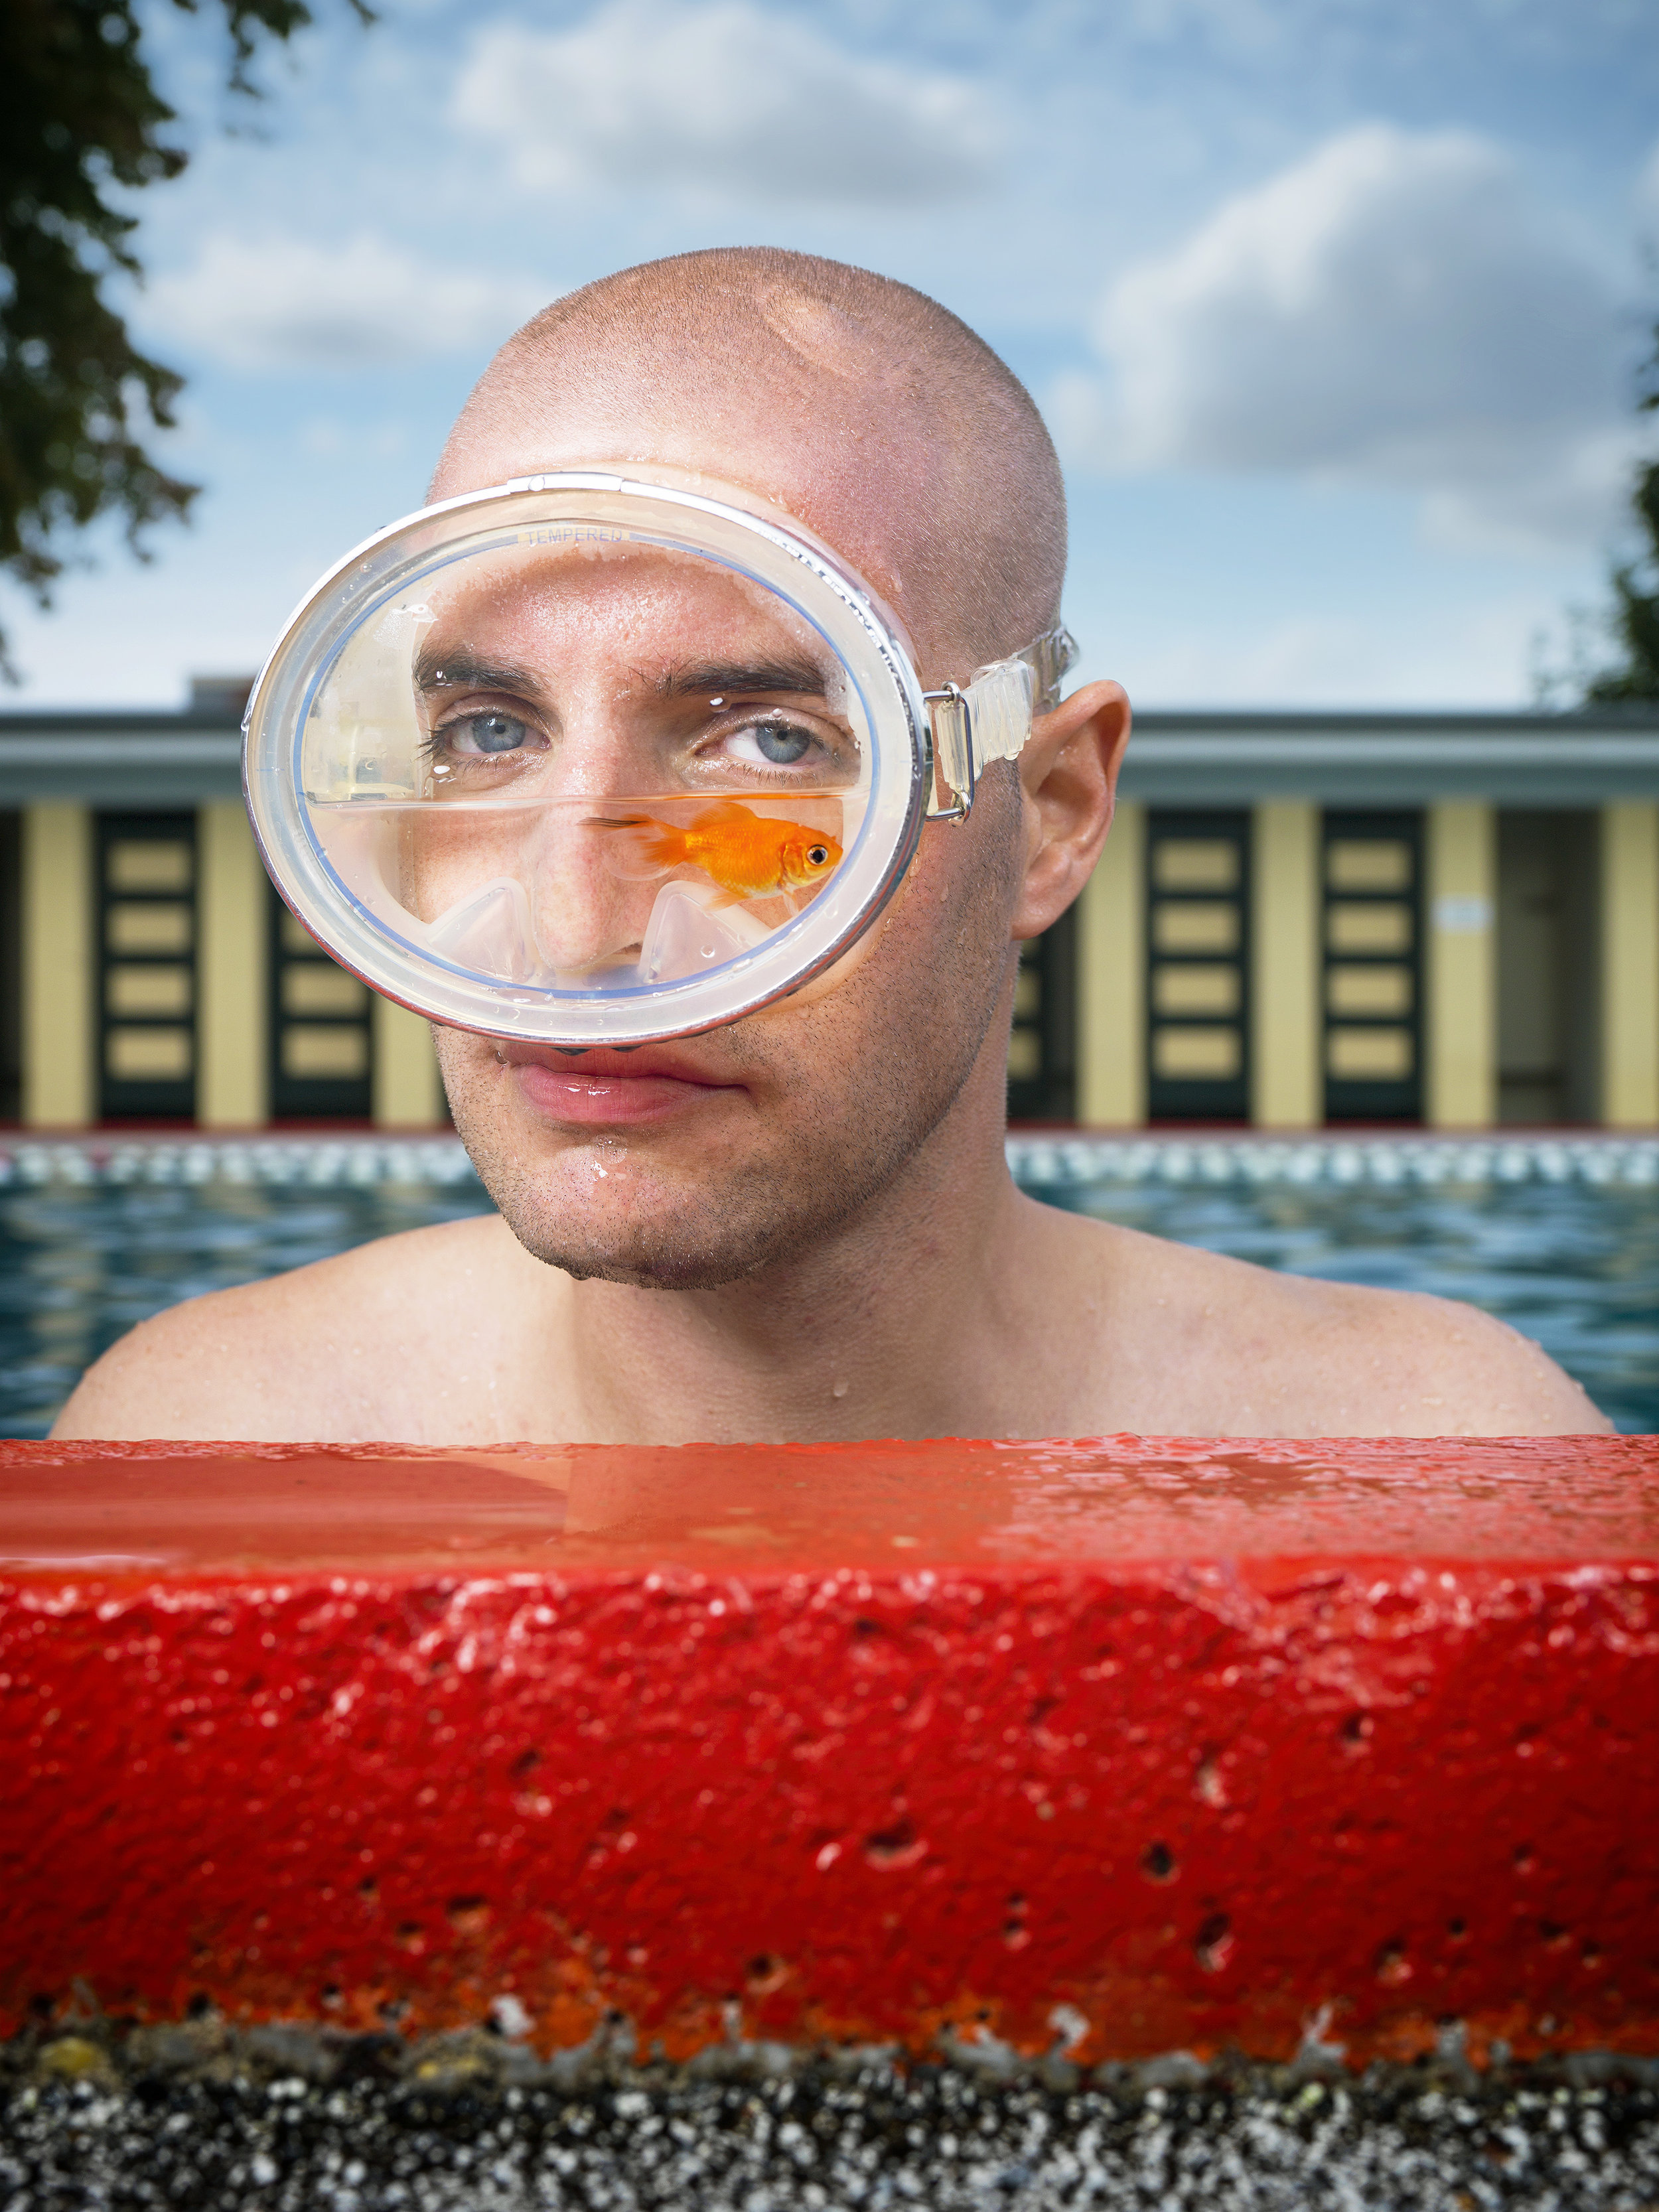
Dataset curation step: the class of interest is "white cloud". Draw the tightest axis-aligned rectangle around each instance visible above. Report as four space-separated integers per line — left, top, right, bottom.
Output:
1057 124 1634 548
145 232 553 370
1115 604 1545 708
452 0 1000 205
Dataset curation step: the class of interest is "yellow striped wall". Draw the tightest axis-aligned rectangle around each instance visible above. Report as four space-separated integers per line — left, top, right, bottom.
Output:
9 795 1659 1131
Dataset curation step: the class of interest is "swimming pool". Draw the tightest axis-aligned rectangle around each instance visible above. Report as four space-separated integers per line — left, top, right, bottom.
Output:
3 1133 1656 1437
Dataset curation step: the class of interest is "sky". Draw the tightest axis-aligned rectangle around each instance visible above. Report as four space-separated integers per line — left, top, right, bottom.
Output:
10 0 1659 710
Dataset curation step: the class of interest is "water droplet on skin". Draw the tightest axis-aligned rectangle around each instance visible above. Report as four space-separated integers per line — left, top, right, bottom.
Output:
589 1137 628 1180
831 1379 849 1399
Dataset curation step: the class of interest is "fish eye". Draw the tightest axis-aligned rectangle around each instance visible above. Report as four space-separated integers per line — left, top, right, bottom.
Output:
437 709 535 757
806 844 830 866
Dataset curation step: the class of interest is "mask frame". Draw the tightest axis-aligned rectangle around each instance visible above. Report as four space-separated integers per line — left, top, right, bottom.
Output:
244 473 1074 1048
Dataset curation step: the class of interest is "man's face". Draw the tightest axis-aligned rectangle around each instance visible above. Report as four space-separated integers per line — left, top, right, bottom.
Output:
405 543 858 979
427 498 1027 1290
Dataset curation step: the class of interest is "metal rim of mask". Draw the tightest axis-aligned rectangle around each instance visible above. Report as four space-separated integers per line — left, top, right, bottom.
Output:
242 473 933 1048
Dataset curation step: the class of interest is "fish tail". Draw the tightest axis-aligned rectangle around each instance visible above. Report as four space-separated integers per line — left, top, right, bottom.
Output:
585 813 686 877
636 823 687 868
594 814 685 857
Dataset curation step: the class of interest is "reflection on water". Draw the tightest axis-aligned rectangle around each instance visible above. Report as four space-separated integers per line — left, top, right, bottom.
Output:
1 1162 1656 1437
5 1435 1649 1572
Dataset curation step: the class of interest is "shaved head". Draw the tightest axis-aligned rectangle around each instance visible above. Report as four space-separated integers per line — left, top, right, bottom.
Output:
433 247 1066 681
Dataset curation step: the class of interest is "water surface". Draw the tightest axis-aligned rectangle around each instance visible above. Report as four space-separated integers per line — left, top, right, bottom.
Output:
2 1139 1654 1436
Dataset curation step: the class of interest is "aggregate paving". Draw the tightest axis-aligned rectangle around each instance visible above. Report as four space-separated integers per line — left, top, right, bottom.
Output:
3 2023 1658 2211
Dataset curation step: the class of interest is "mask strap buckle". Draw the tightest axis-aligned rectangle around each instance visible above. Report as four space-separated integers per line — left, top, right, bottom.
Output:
922 680 975 823
924 622 1078 821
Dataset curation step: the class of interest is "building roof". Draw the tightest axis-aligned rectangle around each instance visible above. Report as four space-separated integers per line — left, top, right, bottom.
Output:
1118 707 1659 805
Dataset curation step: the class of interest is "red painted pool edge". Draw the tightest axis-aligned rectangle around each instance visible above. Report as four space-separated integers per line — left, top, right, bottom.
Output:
3 1434 1656 2070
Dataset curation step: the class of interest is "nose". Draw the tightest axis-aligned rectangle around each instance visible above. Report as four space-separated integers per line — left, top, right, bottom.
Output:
523 801 660 981
408 691 674 981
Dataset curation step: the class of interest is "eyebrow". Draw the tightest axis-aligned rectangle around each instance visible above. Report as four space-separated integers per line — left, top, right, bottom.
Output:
657 658 830 700
412 650 831 701
414 649 547 697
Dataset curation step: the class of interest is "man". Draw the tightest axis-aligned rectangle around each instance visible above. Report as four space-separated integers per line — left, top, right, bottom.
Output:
56 249 1605 1443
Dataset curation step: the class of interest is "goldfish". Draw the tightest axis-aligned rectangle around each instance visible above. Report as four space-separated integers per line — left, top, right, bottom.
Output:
589 798 842 906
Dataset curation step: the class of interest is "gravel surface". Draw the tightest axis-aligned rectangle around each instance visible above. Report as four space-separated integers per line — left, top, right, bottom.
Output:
3 2021 1658 2210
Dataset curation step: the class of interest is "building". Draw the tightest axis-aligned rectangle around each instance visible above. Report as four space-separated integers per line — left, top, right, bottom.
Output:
3 687 1658 1130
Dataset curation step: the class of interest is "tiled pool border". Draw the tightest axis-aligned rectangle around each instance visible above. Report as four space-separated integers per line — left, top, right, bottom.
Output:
1 1130 1656 1189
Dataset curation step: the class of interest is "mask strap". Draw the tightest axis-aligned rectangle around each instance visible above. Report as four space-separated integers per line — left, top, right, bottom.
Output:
924 623 1078 821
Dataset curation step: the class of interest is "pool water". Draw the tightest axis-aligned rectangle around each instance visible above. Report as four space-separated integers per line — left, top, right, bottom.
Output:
2 1136 1656 1438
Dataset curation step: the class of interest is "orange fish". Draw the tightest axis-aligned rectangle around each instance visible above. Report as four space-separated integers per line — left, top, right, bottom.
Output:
590 799 842 906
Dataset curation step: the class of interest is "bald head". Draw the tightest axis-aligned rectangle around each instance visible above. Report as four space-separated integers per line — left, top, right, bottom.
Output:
433 248 1066 680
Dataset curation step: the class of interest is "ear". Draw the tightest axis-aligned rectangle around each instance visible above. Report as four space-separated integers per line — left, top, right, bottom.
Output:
1011 679 1131 940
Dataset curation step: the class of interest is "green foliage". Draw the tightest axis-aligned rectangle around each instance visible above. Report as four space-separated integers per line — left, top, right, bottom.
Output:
0 0 364 680
1585 459 1659 703
1585 330 1659 706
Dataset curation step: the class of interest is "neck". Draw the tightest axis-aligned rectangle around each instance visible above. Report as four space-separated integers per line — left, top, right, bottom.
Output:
549 1068 1050 1444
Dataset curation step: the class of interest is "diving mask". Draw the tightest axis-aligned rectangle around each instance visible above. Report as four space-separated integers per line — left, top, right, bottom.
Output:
243 474 1076 1047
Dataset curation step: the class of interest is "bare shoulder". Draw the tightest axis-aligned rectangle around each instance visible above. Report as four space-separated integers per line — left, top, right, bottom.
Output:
52 1215 528 1443
1068 1214 1611 1437
1271 1267 1610 1435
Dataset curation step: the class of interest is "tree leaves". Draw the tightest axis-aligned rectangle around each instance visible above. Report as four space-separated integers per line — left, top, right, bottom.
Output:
1584 330 1659 706
0 0 368 680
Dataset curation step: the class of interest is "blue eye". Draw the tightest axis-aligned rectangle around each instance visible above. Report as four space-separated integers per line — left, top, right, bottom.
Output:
757 722 811 764
443 711 530 756
726 719 814 767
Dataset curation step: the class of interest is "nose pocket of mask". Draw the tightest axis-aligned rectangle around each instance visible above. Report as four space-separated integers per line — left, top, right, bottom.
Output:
426 877 543 985
640 878 772 987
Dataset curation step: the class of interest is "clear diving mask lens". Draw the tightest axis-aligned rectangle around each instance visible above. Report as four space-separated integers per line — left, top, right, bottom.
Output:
243 474 1076 1048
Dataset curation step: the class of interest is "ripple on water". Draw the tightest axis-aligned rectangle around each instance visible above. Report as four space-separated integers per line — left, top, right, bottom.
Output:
2 1153 1656 1437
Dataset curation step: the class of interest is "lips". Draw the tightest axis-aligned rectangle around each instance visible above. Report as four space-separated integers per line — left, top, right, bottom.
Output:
500 1042 740 1126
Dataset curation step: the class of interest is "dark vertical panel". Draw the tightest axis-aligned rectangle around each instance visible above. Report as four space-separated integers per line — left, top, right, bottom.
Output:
267 885 374 1121
1494 810 1600 1127
96 811 197 1123
1498 812 1564 1125
1558 813 1603 1126
1007 905 1078 1124
1322 810 1423 1124
1145 809 1251 1123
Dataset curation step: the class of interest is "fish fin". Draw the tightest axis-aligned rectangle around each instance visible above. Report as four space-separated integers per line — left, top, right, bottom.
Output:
690 797 757 829
705 886 751 911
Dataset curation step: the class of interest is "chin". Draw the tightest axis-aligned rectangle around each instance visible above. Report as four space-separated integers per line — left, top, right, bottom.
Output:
504 1200 794 1292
